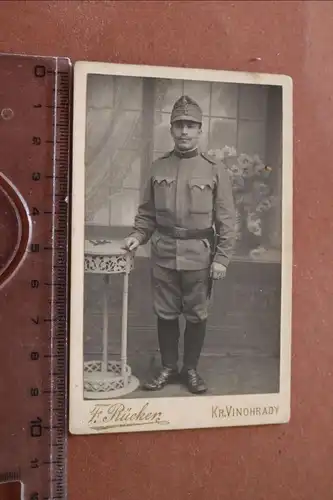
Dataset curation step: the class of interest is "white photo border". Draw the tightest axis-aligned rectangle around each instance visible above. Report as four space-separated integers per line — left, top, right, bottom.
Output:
69 61 293 435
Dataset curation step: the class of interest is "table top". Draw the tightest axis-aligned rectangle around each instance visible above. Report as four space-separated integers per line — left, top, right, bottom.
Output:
85 239 130 257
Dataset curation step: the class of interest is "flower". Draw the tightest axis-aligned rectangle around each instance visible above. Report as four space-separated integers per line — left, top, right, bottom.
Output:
229 163 243 176
247 213 262 236
221 145 237 157
256 196 277 213
208 146 237 160
231 175 245 192
206 146 275 247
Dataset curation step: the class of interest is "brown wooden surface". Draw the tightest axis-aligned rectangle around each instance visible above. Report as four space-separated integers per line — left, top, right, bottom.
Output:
1 1 333 499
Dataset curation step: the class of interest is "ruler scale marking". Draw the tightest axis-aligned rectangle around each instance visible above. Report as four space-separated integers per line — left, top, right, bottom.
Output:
0 54 71 500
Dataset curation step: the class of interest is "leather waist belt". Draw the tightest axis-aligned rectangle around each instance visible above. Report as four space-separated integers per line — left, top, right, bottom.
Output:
157 225 213 240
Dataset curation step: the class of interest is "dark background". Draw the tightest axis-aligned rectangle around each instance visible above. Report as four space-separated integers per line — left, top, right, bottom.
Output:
1 1 333 499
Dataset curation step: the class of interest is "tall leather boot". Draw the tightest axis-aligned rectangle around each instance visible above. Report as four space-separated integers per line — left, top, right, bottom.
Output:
143 318 180 391
180 320 207 394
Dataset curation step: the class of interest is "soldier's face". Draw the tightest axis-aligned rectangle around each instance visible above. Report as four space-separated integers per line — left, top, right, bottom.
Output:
170 120 202 151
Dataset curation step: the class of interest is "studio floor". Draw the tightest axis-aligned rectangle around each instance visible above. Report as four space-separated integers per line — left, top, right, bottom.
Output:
83 256 281 399
118 351 280 399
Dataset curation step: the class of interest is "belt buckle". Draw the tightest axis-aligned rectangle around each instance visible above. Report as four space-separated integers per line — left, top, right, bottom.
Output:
174 226 186 239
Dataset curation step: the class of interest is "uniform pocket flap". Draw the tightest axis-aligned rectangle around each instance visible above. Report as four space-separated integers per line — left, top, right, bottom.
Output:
153 175 175 186
189 178 214 190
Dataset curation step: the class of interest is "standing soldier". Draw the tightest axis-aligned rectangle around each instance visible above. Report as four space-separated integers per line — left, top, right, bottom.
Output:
123 95 236 394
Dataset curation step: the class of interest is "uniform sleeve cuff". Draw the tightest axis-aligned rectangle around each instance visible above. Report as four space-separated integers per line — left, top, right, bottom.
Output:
128 230 146 245
213 255 230 268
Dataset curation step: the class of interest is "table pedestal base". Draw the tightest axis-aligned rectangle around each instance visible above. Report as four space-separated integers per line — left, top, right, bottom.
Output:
83 360 140 399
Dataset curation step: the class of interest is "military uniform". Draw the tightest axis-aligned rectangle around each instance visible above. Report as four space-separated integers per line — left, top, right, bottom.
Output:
128 95 237 393
131 148 236 320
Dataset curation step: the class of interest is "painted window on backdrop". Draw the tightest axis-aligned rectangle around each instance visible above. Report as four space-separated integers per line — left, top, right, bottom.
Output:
84 74 282 260
152 78 281 260
85 74 143 227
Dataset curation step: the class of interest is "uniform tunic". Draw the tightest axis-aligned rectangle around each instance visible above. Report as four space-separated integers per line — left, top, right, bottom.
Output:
130 148 237 322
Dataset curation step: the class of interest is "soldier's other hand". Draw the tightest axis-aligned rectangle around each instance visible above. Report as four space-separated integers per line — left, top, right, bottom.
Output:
211 262 227 280
122 237 140 252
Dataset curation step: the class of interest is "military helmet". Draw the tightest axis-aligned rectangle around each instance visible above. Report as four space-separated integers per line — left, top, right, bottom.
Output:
170 95 203 124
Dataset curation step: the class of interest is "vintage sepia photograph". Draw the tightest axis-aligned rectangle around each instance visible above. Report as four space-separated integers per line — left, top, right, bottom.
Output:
69 61 293 435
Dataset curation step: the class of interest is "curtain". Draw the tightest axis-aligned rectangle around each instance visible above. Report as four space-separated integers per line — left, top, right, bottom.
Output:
85 77 142 222
84 77 171 223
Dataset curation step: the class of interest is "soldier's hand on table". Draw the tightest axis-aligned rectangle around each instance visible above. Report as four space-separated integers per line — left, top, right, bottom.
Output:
122 237 140 252
210 262 227 280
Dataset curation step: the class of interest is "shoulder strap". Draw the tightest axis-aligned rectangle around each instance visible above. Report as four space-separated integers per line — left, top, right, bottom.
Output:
200 151 218 165
158 150 173 160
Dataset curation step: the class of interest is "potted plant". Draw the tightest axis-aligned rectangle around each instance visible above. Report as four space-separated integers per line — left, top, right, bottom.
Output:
207 146 277 258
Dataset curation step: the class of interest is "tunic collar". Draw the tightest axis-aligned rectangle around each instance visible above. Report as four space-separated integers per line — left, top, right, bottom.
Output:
173 147 199 159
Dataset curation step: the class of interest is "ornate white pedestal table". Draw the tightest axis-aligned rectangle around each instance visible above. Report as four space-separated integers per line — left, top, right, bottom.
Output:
83 239 140 399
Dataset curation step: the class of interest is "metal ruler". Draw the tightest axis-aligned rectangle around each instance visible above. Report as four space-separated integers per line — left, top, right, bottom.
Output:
0 53 71 500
